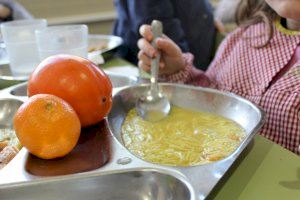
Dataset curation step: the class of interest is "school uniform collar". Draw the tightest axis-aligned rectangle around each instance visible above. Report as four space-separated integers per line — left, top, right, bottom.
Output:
275 18 300 36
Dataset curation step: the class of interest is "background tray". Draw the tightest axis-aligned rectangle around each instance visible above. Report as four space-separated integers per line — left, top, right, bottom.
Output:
0 34 123 88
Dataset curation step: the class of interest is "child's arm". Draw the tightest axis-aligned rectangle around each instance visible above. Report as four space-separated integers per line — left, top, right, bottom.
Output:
138 24 216 88
160 53 216 88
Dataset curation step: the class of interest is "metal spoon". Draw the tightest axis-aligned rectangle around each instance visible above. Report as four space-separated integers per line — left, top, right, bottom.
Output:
136 20 171 122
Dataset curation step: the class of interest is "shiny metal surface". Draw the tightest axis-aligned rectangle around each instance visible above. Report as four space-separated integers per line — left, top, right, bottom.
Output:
0 83 264 200
9 83 27 96
7 72 137 97
105 71 137 88
0 65 136 85
0 34 122 71
0 98 23 128
108 83 265 199
88 34 123 55
0 33 123 83
0 169 191 200
110 84 264 141
0 64 27 81
136 20 171 122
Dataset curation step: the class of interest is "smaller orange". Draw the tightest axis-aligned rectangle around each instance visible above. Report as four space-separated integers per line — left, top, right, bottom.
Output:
14 94 81 159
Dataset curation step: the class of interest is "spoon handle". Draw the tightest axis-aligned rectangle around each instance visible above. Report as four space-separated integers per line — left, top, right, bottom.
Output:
150 20 163 97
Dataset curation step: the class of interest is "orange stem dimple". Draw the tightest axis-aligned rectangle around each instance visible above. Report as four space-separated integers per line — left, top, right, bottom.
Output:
45 102 53 111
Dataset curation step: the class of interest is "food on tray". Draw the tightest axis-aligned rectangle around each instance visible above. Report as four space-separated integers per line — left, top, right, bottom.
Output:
27 54 113 127
0 146 18 169
14 94 81 159
0 128 21 169
13 55 114 160
88 42 107 53
122 106 245 166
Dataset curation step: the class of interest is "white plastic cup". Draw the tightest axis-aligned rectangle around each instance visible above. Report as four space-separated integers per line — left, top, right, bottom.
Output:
0 19 47 77
35 25 88 60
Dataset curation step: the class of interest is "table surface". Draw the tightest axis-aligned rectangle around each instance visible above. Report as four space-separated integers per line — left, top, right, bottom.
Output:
1 57 300 200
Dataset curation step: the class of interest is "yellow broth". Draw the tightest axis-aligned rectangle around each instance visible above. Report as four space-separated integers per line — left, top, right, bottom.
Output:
121 106 245 166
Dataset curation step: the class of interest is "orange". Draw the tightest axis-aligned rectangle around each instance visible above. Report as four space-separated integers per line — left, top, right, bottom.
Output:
28 55 113 127
14 94 81 159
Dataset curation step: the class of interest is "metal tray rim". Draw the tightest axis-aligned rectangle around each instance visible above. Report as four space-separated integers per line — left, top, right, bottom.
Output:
0 82 265 200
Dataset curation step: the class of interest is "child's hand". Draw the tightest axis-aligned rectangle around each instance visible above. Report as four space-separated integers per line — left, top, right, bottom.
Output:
137 24 185 75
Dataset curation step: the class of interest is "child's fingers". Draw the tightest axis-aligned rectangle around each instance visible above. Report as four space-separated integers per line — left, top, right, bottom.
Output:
139 50 165 72
156 38 172 50
138 60 151 73
138 50 151 66
139 25 153 41
137 38 156 58
159 61 165 68
156 38 177 55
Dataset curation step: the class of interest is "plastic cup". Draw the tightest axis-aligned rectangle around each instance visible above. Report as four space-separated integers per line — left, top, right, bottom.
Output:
35 25 88 60
0 19 47 77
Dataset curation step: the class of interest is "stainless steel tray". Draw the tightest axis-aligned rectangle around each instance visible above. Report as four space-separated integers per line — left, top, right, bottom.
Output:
0 34 123 88
0 34 122 67
88 34 123 55
0 83 264 200
0 64 137 89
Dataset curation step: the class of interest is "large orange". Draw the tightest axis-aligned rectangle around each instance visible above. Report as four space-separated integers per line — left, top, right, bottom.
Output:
14 94 81 159
28 55 113 127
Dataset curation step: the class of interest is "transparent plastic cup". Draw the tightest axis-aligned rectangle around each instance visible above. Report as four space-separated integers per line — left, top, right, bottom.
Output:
0 19 47 78
35 25 88 60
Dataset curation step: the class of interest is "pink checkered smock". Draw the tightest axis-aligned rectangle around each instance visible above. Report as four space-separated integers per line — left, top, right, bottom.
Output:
163 22 300 155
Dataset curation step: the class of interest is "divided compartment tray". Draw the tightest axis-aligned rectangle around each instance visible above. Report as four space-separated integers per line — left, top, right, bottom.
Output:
0 82 264 200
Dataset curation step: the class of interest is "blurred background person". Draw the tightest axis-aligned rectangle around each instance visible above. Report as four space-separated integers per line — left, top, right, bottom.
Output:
0 0 32 22
0 1 33 65
213 0 240 33
113 0 216 70
214 0 240 24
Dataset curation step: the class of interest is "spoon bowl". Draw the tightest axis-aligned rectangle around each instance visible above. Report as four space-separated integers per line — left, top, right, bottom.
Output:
136 89 170 122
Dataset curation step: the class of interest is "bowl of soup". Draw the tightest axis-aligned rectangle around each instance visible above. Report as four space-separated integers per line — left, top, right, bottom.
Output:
108 83 264 167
